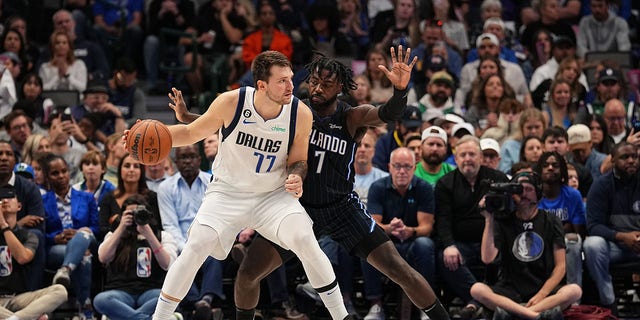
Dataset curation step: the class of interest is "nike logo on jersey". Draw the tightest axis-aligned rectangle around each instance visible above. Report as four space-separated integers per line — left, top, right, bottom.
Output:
243 119 256 124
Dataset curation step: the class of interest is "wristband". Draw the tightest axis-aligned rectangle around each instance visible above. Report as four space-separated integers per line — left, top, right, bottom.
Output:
153 245 163 254
1 226 11 233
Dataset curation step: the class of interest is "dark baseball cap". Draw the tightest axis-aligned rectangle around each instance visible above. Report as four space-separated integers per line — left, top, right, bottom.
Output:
402 106 422 129
426 54 447 72
597 67 622 83
84 83 108 95
0 185 16 199
552 35 575 48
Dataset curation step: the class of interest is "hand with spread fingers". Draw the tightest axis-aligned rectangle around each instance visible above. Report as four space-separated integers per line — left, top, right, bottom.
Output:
377 45 418 90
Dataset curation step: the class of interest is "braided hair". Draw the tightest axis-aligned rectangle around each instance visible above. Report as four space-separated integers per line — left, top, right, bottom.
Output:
305 56 357 95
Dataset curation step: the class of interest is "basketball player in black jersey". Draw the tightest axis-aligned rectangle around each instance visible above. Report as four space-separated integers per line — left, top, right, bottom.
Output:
169 46 449 320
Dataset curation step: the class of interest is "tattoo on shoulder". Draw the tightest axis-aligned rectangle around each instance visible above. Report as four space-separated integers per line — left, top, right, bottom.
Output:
288 161 308 180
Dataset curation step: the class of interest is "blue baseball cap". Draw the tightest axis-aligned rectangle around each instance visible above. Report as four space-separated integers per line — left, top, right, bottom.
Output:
14 162 34 179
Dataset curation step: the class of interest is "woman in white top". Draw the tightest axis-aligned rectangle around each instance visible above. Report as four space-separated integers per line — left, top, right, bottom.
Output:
39 31 87 92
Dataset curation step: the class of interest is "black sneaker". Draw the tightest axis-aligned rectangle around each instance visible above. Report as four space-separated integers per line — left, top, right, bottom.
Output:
193 300 212 320
492 307 513 320
459 304 482 320
536 306 563 320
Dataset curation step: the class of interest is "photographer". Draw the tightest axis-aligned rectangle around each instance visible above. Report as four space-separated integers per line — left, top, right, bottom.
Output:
471 172 581 320
94 195 177 320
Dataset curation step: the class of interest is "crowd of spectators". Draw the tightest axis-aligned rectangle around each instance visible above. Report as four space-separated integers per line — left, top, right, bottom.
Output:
0 0 639 319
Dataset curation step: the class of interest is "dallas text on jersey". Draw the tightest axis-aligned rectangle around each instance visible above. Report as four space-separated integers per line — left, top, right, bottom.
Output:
236 131 282 153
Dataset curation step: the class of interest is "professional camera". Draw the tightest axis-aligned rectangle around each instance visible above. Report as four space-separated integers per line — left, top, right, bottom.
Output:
485 182 523 219
132 205 152 226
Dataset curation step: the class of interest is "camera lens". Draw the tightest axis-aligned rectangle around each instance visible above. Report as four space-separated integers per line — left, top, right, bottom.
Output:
133 205 151 225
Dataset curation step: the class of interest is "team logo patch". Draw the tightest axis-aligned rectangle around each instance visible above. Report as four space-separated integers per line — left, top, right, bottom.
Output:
0 246 12 276
137 247 152 278
512 231 544 262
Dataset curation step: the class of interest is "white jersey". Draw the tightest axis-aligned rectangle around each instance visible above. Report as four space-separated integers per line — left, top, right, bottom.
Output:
211 87 299 193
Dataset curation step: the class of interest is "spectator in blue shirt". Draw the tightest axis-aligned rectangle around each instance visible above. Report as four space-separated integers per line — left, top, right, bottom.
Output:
43 153 98 319
536 151 586 288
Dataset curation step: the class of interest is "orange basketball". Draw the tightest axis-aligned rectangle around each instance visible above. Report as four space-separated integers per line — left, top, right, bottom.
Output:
126 119 172 165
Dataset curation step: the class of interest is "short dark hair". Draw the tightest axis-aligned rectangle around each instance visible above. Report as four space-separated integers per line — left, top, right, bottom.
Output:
510 161 532 176
541 126 568 143
611 141 636 159
4 109 32 132
404 133 422 146
251 51 292 88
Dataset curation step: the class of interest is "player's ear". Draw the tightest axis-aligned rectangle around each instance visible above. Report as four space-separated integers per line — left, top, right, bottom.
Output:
256 80 267 90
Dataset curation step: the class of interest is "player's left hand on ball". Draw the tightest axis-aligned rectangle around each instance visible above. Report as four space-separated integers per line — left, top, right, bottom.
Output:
121 130 130 149
285 174 303 198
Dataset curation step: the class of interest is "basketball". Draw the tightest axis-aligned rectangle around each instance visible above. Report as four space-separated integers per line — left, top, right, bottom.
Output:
126 119 172 165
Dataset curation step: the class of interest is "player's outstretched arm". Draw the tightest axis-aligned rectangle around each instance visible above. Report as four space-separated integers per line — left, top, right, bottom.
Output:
168 88 201 123
378 45 417 90
347 45 417 132
168 90 237 147
284 102 312 198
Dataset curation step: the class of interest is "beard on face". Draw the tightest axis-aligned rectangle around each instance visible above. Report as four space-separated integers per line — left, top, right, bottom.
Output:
430 91 448 105
423 152 445 165
310 94 338 111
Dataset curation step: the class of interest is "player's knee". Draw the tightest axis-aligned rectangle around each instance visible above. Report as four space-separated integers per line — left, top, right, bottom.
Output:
284 230 317 253
236 261 269 286
470 282 489 301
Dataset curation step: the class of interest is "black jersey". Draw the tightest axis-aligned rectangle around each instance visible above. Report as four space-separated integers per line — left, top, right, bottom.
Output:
301 101 358 207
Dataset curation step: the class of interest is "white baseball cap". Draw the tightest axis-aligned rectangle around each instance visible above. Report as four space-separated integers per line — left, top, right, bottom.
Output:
480 138 500 153
452 122 475 138
567 124 591 145
421 126 448 144
476 33 499 48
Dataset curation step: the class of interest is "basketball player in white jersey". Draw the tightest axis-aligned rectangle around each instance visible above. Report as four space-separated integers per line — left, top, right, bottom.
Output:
131 51 352 320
